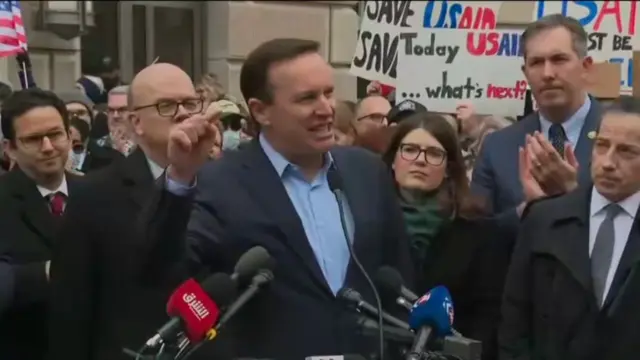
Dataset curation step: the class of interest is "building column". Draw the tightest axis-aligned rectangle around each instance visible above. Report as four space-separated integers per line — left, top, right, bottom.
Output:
204 1 359 102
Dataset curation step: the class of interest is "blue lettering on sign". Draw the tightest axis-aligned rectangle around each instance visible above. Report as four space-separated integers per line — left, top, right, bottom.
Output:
423 0 496 29
536 1 599 25
423 0 463 28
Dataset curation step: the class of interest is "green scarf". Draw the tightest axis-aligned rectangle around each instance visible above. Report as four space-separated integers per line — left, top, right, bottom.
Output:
398 189 447 263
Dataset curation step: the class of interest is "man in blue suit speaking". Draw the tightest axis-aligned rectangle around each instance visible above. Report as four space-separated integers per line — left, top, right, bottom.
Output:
472 14 602 233
139 38 413 360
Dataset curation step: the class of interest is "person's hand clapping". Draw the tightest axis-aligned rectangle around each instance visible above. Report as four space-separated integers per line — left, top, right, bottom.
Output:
519 144 546 202
525 131 579 196
166 106 221 185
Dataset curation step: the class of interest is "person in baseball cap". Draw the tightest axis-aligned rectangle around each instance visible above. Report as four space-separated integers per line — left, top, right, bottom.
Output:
387 99 428 125
207 99 248 151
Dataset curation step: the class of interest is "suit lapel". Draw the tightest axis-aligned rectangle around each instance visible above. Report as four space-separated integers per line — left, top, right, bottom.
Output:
603 209 640 311
545 188 594 294
9 169 56 245
239 141 332 295
331 152 368 276
574 99 602 184
121 149 155 210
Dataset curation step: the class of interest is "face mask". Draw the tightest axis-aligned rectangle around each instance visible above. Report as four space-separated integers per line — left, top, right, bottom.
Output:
68 149 85 170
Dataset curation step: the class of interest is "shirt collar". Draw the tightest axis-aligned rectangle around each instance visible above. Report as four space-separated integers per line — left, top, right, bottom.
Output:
37 174 69 198
590 187 640 218
145 157 165 180
539 95 591 138
259 133 333 179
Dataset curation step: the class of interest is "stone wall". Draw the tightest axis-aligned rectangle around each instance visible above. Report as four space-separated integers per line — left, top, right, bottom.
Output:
204 1 360 102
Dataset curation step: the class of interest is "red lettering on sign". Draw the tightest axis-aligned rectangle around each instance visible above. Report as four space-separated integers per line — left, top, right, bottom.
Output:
486 81 528 100
593 0 623 33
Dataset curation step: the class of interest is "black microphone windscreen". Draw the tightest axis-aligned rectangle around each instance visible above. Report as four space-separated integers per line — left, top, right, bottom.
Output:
337 287 362 303
234 246 275 280
327 165 343 192
200 273 238 306
374 266 404 295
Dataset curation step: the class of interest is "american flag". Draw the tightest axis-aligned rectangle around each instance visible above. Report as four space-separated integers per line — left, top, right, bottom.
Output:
0 0 26 57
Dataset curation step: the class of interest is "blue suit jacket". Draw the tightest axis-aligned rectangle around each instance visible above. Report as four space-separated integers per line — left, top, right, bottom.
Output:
142 140 414 360
471 99 602 234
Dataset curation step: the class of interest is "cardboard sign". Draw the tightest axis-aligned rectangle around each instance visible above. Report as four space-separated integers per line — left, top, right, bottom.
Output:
588 62 621 99
396 26 526 115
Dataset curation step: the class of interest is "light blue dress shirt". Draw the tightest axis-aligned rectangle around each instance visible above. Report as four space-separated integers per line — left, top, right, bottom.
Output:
259 135 354 295
164 136 355 294
539 95 591 148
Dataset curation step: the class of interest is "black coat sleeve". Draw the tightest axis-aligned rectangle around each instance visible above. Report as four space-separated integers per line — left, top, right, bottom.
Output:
498 204 539 360
47 190 98 360
465 219 513 360
139 173 230 286
0 247 13 317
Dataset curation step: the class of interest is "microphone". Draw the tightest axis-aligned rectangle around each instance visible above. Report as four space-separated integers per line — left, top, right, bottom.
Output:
231 246 275 284
216 269 274 331
327 164 386 360
145 273 237 348
375 266 419 302
338 287 410 330
355 316 414 344
177 270 275 360
406 286 454 360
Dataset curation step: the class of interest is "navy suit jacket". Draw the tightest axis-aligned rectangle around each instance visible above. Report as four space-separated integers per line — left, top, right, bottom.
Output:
142 140 413 360
471 99 602 235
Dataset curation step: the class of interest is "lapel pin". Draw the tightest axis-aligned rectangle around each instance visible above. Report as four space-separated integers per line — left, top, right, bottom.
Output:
587 131 596 139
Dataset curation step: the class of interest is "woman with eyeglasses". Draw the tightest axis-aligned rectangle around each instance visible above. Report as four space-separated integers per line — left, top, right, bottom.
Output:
381 113 511 360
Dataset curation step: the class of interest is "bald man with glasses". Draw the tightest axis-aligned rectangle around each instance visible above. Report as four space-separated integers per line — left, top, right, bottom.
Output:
47 63 221 360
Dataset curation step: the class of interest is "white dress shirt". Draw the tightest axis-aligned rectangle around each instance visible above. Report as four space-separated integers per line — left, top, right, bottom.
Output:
146 157 164 180
37 176 69 198
37 175 69 211
589 188 640 304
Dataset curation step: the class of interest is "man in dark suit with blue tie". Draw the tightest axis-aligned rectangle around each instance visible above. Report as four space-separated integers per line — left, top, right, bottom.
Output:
471 15 602 234
141 38 413 360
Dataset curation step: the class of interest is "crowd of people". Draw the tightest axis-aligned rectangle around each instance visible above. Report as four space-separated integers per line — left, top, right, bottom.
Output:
0 13 639 360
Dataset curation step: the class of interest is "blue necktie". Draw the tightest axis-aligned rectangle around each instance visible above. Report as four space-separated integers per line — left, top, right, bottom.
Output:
548 124 567 158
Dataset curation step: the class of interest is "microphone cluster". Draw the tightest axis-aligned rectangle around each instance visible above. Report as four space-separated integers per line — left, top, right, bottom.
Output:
129 250 482 360
129 246 276 360
339 266 482 360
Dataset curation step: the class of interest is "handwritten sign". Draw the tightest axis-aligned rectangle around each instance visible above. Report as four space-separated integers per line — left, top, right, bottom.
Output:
397 25 527 115
535 0 639 94
350 1 502 85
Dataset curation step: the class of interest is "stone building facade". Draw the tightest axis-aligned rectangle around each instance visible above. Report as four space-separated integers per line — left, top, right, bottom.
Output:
0 1 533 101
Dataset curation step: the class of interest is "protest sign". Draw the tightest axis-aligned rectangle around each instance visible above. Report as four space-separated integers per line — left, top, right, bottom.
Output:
534 0 639 95
350 1 503 85
588 62 621 98
396 25 527 115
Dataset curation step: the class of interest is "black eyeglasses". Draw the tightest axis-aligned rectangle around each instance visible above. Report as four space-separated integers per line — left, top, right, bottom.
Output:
399 143 447 166
357 112 387 123
133 98 204 118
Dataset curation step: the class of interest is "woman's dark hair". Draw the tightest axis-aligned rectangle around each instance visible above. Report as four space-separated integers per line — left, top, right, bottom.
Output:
70 117 90 142
90 111 109 139
382 113 486 219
